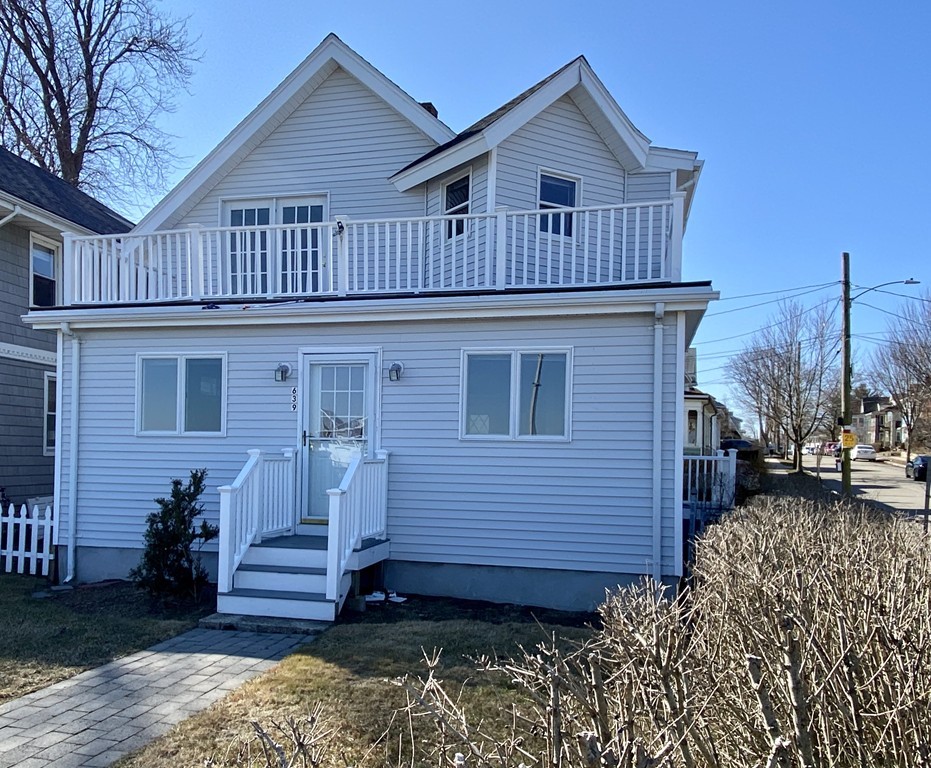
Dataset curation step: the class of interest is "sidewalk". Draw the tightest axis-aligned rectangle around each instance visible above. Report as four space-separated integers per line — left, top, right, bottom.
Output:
0 628 310 768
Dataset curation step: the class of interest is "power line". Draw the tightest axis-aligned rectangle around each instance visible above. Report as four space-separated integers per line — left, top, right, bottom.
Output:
694 296 840 346
704 283 837 318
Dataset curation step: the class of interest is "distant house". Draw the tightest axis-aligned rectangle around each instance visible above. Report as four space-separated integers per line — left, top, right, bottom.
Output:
26 35 717 617
0 149 130 504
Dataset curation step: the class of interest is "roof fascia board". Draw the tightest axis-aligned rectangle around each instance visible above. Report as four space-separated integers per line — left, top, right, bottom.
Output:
577 65 650 170
393 60 659 190
644 146 699 172
391 134 490 191
392 65 583 191
25 286 718 331
137 35 455 232
0 192 98 236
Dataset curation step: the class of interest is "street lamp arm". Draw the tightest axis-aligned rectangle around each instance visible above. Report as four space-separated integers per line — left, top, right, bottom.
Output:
851 278 920 303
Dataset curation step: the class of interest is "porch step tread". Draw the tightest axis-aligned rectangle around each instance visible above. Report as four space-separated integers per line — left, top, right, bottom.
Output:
226 587 333 603
237 564 326 576
253 535 326 551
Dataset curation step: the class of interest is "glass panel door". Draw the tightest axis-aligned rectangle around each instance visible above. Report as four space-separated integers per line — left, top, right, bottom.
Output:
280 202 326 293
303 358 372 521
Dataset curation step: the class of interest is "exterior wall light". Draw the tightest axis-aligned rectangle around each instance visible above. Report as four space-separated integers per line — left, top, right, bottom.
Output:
388 362 404 382
275 363 292 382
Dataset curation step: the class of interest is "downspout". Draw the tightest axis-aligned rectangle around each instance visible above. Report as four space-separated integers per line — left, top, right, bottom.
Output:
0 205 22 229
61 322 81 582
651 303 665 584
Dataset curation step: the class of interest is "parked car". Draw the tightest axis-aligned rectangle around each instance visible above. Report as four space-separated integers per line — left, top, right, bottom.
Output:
822 442 839 456
906 455 929 481
851 444 877 461
720 439 754 452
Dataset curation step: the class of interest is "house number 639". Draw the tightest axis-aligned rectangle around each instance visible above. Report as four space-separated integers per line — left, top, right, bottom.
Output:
290 387 298 411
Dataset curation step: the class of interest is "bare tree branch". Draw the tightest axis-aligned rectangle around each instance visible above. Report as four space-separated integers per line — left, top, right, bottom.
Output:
0 0 197 211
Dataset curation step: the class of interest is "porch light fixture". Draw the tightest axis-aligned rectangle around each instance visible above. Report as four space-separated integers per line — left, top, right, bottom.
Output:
388 362 404 382
274 363 292 382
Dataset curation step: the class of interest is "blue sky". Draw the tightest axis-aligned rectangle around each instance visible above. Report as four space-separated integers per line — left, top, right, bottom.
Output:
154 0 929 419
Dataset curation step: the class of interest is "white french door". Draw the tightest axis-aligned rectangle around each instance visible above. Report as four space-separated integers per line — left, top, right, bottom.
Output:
224 196 328 295
300 352 377 521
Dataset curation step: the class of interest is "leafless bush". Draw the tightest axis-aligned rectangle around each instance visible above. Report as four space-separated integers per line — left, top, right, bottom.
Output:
402 496 931 767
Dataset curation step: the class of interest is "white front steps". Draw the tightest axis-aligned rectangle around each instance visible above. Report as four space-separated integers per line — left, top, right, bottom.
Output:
216 532 388 622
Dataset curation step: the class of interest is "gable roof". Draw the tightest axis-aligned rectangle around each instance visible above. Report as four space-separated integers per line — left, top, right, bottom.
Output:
137 33 456 233
0 147 132 234
390 56 655 192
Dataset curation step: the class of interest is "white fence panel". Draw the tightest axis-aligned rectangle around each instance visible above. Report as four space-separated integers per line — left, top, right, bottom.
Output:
0 503 55 576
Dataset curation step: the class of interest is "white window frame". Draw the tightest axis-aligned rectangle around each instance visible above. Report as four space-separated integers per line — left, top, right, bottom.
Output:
441 169 472 239
218 193 331 227
459 348 572 442
43 371 56 456
537 168 581 239
29 232 60 308
135 352 228 437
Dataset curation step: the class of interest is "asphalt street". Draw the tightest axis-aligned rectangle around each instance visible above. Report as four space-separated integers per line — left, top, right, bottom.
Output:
802 453 931 514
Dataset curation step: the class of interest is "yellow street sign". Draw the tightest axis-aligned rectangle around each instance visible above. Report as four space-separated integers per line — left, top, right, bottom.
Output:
842 433 857 448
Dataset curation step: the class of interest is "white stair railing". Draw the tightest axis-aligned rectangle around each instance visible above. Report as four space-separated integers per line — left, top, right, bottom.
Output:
217 448 296 593
326 450 389 600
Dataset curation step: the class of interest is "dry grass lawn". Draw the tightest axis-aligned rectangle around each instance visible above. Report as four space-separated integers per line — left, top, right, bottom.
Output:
114 596 595 767
0 574 213 702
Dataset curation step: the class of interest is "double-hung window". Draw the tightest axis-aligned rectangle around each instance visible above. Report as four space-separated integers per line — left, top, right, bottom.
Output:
30 234 59 307
443 172 470 238
138 354 226 435
462 350 570 439
43 372 56 456
539 172 578 237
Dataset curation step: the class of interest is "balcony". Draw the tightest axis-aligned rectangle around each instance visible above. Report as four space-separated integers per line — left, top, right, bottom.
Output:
63 197 685 306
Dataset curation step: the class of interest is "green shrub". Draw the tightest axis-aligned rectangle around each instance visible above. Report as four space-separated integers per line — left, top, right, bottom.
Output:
130 469 218 603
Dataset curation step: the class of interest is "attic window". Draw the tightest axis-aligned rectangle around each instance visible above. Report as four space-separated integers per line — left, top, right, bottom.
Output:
539 172 578 237
444 173 470 238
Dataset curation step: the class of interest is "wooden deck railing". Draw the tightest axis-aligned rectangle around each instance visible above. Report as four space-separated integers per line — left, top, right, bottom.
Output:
63 196 685 305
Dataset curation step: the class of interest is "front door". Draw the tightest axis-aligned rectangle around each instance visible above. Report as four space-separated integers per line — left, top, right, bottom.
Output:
300 352 376 522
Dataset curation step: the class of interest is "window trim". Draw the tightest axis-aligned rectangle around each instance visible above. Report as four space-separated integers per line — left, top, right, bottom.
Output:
441 169 472 239
29 232 60 308
217 193 331 227
135 352 228 437
43 371 56 456
537 168 581 238
459 347 572 442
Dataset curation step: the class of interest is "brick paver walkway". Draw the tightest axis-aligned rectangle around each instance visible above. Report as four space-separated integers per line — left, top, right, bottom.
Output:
0 628 307 767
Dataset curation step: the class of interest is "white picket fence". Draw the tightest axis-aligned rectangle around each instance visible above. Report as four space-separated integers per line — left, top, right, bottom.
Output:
0 502 55 576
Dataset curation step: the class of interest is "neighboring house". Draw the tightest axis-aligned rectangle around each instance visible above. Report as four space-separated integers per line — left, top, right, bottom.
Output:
683 387 721 456
0 148 131 505
25 35 717 618
853 398 906 450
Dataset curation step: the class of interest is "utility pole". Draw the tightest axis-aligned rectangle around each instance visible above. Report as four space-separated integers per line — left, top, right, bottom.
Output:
841 251 852 496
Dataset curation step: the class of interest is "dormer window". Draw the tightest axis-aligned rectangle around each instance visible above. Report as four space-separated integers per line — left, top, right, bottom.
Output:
539 172 578 237
443 173 470 238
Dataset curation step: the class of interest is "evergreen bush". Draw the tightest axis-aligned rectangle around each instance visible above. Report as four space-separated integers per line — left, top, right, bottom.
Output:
130 468 218 602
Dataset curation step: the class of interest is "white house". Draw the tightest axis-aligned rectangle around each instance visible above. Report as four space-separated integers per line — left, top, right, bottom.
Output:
26 34 717 619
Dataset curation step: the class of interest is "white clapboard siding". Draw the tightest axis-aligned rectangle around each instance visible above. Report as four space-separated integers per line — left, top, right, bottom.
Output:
496 96 627 211
1 503 55 576
176 67 436 229
55 311 681 577
626 172 674 203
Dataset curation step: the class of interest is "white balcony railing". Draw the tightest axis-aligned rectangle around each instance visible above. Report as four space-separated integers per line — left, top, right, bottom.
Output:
62 196 685 306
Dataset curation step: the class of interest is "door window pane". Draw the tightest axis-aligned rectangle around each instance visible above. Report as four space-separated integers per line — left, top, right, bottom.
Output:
141 358 178 431
465 354 511 435
518 353 567 436
184 358 223 432
314 363 366 438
